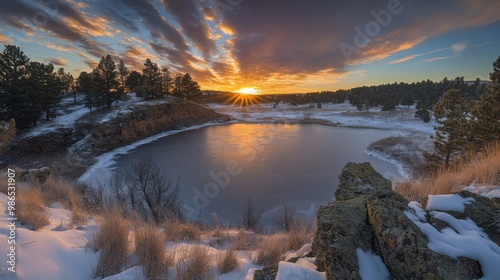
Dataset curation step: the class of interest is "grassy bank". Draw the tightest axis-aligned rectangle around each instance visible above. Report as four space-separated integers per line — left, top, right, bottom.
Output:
394 141 500 201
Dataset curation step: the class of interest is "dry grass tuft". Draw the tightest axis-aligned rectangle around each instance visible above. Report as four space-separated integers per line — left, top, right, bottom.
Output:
0 172 8 195
285 222 313 251
135 224 167 279
92 211 130 278
17 188 50 231
253 235 287 266
164 219 201 242
230 230 259 251
31 176 88 227
175 245 212 280
216 249 238 275
396 141 500 201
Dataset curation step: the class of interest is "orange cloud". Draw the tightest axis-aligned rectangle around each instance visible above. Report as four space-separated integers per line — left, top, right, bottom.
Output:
0 33 12 44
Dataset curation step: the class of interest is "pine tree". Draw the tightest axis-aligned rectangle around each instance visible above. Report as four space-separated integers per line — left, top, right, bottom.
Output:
125 71 142 94
160 67 173 96
0 45 35 129
426 89 470 167
93 55 120 109
471 56 500 146
57 68 75 102
142 59 162 99
117 60 129 94
28 62 63 121
173 73 184 98
181 73 201 99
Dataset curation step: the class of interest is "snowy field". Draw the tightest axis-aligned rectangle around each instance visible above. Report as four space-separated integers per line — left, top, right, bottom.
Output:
208 102 437 135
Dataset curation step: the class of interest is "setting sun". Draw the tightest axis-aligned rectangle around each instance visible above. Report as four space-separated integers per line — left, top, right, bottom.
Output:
235 87 260 95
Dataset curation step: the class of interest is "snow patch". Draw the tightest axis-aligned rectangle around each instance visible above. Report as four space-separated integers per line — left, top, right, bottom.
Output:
275 261 326 280
405 203 500 280
462 183 500 199
356 248 391 280
426 194 474 213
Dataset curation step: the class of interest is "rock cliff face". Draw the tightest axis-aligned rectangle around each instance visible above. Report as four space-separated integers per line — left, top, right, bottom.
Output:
75 100 229 155
312 162 489 280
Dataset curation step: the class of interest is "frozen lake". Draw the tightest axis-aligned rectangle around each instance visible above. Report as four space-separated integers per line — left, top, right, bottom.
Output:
85 123 402 225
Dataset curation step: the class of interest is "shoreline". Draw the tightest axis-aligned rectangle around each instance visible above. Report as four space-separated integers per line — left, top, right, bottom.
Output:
79 116 423 186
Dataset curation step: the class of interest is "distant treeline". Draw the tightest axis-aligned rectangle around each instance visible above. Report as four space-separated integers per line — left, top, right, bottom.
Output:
201 77 490 123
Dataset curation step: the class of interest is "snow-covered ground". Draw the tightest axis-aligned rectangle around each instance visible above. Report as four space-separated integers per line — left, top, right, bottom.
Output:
208 102 436 135
0 192 323 280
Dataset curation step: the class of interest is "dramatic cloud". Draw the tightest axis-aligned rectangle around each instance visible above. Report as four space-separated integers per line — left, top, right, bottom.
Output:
2 0 499 92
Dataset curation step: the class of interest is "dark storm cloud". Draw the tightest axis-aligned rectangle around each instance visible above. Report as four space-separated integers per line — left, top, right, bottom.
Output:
117 0 189 53
0 0 106 58
222 0 500 78
104 8 140 33
161 0 216 57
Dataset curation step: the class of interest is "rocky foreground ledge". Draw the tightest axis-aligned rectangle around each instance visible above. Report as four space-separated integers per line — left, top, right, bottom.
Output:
311 162 499 280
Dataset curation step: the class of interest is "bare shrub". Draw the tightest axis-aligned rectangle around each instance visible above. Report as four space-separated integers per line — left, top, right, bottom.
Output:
164 219 200 242
175 245 212 280
272 203 297 232
135 224 167 279
242 198 263 231
17 188 50 231
92 211 130 278
253 235 287 266
122 158 184 223
216 249 238 275
79 182 107 213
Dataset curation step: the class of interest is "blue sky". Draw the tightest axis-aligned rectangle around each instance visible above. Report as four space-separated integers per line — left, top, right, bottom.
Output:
1 0 499 93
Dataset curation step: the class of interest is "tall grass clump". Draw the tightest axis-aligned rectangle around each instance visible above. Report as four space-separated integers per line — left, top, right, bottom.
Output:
134 223 168 279
253 235 287 266
395 141 500 200
92 211 130 278
216 249 238 275
17 188 50 231
175 245 212 280
164 219 201 242
32 176 87 226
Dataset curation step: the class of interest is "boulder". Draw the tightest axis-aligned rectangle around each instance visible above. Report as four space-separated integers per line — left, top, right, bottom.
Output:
253 264 278 280
16 128 73 154
313 162 483 280
334 162 392 201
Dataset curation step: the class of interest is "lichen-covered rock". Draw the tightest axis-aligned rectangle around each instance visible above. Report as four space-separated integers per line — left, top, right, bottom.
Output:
253 264 278 280
314 197 370 280
334 162 392 201
367 194 482 279
313 162 484 280
458 191 500 236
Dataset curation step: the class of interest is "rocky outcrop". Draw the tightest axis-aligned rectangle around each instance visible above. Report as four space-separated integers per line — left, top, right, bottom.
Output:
16 128 73 154
313 162 484 280
12 99 229 160
73 100 229 160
